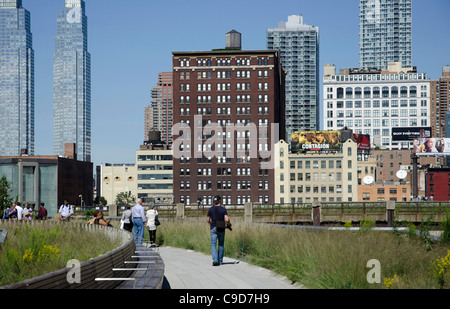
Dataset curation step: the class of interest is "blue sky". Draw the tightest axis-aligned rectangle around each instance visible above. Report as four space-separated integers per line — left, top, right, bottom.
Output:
25 0 450 168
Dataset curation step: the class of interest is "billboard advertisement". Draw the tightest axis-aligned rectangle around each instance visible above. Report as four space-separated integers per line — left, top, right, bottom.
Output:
353 134 370 151
413 138 450 155
291 131 341 153
392 127 432 141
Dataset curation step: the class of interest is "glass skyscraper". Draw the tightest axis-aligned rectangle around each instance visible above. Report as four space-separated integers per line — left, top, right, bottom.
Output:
0 0 34 156
359 0 412 70
53 0 91 162
267 15 320 139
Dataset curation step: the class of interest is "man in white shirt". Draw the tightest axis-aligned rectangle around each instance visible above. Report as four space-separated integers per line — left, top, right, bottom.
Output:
15 202 24 220
59 200 74 222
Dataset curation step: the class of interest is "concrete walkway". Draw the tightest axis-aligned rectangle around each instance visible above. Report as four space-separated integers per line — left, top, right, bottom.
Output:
159 246 304 289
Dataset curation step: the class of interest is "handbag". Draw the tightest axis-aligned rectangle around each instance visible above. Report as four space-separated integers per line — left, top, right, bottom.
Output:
155 215 161 226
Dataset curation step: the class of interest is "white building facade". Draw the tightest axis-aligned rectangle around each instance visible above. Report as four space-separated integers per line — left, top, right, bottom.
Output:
323 64 431 150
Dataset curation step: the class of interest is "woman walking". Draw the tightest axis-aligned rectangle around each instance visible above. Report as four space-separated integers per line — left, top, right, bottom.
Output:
146 205 159 246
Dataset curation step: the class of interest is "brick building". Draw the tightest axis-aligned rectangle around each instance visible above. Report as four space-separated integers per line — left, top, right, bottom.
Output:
172 36 285 205
426 168 450 201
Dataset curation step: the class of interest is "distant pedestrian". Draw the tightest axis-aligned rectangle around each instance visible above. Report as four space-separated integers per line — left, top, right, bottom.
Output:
8 203 17 219
146 205 159 246
2 205 11 220
207 195 231 266
36 203 48 220
23 203 32 220
59 200 74 222
15 202 24 220
132 198 146 244
121 206 133 232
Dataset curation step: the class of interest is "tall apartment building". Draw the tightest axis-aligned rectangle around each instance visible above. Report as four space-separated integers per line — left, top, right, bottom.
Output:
275 139 358 203
359 0 412 70
172 35 285 206
323 62 431 150
430 66 450 138
144 105 154 141
0 0 34 156
147 72 173 145
53 0 91 161
267 15 319 137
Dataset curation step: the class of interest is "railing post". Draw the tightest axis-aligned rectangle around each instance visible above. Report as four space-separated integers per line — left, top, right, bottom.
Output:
244 202 253 223
176 203 185 219
312 201 321 226
386 200 396 227
109 204 118 217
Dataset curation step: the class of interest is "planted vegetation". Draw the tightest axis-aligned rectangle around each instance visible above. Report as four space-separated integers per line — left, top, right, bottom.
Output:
0 222 120 287
154 220 450 289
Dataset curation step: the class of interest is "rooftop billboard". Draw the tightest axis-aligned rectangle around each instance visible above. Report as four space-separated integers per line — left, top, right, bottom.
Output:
353 134 370 151
392 127 432 141
291 131 341 154
413 138 450 155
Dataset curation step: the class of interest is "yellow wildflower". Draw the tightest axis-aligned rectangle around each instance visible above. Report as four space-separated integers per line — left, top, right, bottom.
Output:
22 249 34 263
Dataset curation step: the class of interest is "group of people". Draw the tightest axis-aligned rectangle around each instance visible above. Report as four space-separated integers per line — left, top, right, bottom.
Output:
126 196 232 265
124 198 159 247
2 202 48 220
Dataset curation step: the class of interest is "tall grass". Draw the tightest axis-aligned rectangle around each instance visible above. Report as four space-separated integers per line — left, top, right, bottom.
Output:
0 222 121 287
154 220 450 289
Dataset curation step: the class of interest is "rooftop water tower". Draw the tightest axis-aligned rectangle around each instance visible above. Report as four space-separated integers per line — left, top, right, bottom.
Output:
225 30 241 50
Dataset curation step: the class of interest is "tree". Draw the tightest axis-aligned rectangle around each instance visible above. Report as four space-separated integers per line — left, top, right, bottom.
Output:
0 175 15 213
94 195 107 206
115 191 136 207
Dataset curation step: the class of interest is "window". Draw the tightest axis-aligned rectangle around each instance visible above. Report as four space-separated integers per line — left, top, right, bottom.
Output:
362 193 370 201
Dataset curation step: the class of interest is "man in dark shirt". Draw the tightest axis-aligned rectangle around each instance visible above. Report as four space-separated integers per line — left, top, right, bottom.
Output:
207 195 230 266
36 203 48 220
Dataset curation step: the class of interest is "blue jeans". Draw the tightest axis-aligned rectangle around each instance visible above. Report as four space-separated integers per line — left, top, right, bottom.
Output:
133 218 145 244
210 227 225 264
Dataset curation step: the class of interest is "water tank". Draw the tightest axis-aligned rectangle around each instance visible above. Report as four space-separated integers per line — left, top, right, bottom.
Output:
148 130 161 142
225 30 241 50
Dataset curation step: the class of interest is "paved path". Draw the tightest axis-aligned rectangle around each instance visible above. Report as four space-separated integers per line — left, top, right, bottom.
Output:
159 246 304 289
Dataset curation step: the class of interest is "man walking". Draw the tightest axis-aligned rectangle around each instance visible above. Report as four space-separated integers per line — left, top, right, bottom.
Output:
207 195 231 266
132 198 146 244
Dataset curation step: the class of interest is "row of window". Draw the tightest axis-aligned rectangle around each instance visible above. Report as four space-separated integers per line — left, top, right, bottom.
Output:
178 167 270 176
280 184 348 194
179 94 270 104
328 85 426 100
329 109 427 118
178 58 270 67
180 106 270 116
329 118 428 129
281 159 344 169
179 180 270 191
179 195 270 206
193 70 270 80
179 82 269 92
327 99 428 109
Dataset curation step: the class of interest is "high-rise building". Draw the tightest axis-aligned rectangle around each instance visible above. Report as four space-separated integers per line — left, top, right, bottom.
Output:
148 72 173 145
359 0 412 70
267 15 319 138
431 66 450 138
53 0 91 161
172 34 285 206
0 0 34 156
